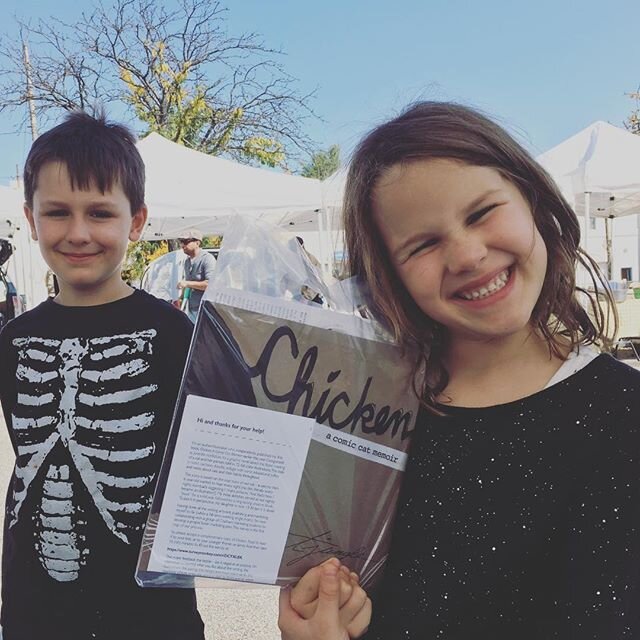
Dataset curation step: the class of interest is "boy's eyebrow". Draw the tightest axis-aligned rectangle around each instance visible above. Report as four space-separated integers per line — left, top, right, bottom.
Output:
39 198 118 208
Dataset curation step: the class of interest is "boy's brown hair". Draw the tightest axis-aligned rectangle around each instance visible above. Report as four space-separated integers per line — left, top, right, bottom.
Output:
23 110 145 213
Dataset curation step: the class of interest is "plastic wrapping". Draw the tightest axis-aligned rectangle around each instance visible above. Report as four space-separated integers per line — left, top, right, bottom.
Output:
135 217 422 590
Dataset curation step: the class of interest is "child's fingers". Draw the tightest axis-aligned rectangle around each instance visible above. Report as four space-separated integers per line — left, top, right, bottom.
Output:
290 558 337 606
314 568 372 639
290 558 354 619
293 574 353 619
338 583 368 626
339 573 354 607
279 564 367 640
346 596 372 639
278 586 305 640
289 565 322 617
314 561 343 624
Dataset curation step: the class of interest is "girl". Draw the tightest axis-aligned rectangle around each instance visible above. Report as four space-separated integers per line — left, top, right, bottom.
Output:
279 101 640 639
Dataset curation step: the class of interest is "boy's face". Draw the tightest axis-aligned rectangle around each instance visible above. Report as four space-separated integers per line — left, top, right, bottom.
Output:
24 161 147 306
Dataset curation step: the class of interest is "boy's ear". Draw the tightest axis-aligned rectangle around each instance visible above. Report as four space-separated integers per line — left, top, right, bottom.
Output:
129 205 148 242
23 204 38 241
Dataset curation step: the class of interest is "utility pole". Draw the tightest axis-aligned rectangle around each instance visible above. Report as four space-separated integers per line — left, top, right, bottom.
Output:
22 42 38 141
21 40 40 310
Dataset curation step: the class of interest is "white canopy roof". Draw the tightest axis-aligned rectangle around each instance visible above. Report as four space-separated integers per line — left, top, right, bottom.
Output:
537 121 640 218
0 184 23 237
138 133 324 238
321 166 348 209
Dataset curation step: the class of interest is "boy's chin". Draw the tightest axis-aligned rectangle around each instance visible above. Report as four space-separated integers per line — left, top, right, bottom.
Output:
55 275 131 305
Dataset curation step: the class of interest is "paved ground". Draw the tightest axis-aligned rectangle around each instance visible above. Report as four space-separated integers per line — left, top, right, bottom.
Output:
0 414 281 640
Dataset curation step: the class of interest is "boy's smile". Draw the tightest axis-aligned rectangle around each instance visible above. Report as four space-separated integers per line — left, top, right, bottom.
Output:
24 161 147 306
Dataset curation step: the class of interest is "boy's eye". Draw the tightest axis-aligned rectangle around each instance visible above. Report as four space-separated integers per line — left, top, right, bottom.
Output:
467 204 497 225
44 209 68 217
91 210 113 219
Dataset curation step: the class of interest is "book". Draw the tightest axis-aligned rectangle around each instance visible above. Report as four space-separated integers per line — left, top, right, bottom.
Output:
136 289 420 589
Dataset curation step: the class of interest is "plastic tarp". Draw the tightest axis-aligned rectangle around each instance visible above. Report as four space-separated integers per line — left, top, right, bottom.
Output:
137 133 325 239
537 121 640 218
135 217 421 590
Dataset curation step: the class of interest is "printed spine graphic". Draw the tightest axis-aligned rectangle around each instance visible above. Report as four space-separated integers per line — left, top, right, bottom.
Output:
10 331 159 582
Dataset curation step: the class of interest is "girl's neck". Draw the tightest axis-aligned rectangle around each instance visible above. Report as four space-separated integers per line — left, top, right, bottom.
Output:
440 327 568 408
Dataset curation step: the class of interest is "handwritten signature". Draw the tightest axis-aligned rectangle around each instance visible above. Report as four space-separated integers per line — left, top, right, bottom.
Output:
284 531 367 566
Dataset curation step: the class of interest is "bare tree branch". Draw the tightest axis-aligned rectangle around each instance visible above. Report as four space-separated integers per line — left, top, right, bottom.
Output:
0 0 317 166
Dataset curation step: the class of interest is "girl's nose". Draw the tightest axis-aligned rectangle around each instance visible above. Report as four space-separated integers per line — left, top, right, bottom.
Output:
445 232 488 274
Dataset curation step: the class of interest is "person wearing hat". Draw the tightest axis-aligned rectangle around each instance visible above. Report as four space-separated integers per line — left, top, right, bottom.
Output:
177 229 217 322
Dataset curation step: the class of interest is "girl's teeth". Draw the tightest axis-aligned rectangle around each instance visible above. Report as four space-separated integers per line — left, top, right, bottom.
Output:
460 270 509 301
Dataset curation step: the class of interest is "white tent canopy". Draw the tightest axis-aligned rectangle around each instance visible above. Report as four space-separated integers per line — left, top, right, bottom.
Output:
321 166 348 211
0 183 49 308
537 121 640 222
0 184 23 237
138 133 324 238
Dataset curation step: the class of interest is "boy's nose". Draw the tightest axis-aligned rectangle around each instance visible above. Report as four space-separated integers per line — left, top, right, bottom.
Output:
66 217 92 243
445 233 488 274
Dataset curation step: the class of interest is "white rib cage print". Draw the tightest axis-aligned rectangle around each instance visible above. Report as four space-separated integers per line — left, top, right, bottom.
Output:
10 330 159 582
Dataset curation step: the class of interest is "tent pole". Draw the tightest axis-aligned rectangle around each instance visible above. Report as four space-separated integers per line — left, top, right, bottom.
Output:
609 215 615 280
324 206 334 278
317 208 327 276
584 191 591 253
637 214 640 282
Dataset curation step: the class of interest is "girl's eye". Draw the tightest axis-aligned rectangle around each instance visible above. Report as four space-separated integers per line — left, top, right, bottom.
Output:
467 204 497 225
407 237 438 258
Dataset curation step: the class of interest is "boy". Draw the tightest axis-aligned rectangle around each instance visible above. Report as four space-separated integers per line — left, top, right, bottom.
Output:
0 112 204 639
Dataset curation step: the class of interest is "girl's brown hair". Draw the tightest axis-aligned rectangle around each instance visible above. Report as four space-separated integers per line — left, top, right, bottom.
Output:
344 101 616 411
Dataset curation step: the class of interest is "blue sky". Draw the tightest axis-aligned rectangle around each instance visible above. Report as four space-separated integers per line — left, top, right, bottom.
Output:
1 0 639 185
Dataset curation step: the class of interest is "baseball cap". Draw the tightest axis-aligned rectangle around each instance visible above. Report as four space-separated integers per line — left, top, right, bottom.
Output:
178 229 204 242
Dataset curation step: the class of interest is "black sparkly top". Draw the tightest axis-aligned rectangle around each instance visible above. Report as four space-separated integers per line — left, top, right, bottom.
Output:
367 354 640 639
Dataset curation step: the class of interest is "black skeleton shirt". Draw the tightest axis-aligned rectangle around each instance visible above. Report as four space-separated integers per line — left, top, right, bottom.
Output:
366 354 640 640
0 290 204 640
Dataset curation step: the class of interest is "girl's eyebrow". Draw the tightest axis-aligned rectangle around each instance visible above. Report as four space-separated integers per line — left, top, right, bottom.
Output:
464 188 503 213
393 188 505 257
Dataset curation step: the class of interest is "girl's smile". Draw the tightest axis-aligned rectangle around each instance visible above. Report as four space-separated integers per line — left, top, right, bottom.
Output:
372 159 548 346
453 265 512 303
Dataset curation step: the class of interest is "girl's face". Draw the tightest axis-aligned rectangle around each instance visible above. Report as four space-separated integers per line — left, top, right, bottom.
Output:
372 159 548 346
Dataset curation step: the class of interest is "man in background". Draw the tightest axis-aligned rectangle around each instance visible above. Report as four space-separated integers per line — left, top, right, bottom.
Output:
177 229 217 322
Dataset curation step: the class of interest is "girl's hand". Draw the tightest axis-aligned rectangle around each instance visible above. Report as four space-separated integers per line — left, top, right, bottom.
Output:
290 558 359 618
278 558 371 640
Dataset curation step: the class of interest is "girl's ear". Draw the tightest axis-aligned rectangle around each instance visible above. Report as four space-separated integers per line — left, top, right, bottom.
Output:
23 204 38 241
129 205 148 241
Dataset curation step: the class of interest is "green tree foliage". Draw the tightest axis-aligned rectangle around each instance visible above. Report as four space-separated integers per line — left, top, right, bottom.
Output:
300 144 340 180
121 240 168 285
201 235 222 249
0 0 316 167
